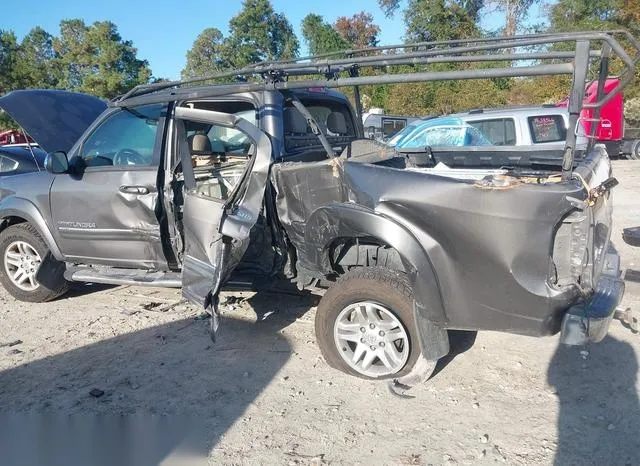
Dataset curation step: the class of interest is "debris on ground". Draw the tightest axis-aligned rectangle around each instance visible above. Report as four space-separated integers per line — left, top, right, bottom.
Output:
0 339 22 348
89 388 105 398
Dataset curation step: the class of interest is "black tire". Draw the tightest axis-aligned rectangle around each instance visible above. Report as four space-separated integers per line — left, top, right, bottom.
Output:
629 140 640 160
315 266 421 380
0 223 70 302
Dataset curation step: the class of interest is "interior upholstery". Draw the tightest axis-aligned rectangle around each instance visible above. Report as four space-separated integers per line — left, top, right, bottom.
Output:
188 134 212 155
284 107 309 135
327 112 348 135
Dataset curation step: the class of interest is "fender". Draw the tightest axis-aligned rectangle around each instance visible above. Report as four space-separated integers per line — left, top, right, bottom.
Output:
0 197 63 260
302 203 450 360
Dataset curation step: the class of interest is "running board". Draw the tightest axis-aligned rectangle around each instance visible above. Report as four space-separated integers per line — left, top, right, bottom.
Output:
65 266 182 288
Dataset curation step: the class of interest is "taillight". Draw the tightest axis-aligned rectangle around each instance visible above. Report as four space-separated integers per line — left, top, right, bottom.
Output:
552 210 590 288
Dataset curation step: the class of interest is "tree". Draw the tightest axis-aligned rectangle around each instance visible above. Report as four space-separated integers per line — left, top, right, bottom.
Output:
225 0 298 67
301 14 349 56
182 28 230 79
0 30 21 94
379 0 481 42
54 20 151 98
15 27 59 89
334 12 380 49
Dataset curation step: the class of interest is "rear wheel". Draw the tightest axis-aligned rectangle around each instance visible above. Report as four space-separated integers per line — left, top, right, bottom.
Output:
0 223 70 302
628 140 640 160
315 267 432 380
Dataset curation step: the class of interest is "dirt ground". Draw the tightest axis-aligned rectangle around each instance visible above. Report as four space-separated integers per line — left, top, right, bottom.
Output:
1 161 640 465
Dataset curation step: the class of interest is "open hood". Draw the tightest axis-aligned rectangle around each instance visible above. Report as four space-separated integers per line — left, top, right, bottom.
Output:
0 90 107 153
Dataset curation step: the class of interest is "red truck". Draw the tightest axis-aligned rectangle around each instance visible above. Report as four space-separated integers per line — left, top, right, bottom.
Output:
557 78 640 159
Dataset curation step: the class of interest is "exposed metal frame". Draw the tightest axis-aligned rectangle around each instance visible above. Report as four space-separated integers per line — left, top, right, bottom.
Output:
114 30 640 179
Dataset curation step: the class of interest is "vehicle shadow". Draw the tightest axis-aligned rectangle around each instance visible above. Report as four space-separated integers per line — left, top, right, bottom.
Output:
547 336 640 465
0 291 311 465
431 330 478 379
62 282 117 298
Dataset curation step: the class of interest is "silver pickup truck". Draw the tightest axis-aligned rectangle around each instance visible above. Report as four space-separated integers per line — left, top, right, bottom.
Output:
0 31 637 391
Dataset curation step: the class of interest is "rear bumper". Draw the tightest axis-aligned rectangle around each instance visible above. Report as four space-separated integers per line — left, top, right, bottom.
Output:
560 248 624 345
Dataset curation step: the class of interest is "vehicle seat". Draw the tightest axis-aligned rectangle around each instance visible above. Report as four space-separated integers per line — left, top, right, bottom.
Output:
188 133 218 167
327 112 348 136
284 107 309 135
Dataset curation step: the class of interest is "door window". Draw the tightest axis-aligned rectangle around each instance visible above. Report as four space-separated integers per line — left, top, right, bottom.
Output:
79 104 167 167
467 118 516 145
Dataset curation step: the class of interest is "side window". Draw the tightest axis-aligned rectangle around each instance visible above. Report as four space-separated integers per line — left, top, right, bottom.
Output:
0 156 19 173
528 115 567 143
468 118 516 145
79 104 167 168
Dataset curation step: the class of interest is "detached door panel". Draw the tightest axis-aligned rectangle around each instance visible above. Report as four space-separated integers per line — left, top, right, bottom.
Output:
174 106 271 308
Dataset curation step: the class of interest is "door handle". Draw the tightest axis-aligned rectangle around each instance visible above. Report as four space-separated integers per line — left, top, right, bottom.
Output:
119 185 150 195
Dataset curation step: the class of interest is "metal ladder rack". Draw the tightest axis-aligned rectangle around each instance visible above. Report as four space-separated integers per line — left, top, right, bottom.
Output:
114 30 640 179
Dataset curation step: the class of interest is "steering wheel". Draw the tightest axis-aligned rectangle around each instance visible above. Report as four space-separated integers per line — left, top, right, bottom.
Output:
113 148 147 166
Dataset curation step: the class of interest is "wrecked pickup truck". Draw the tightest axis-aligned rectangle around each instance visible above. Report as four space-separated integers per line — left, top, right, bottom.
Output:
0 31 637 388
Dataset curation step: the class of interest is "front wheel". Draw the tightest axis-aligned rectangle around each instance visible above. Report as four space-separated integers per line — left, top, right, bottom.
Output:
315 266 432 380
628 140 640 160
0 223 70 302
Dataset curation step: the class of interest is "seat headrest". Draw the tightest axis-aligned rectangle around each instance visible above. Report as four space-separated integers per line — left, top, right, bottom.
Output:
188 134 212 155
327 112 348 135
284 107 309 134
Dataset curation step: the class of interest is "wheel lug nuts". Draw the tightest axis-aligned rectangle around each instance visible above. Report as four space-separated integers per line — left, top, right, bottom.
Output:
360 327 365 333
370 345 376 351
369 323 375 329
379 342 385 347
379 330 385 336
360 338 365 343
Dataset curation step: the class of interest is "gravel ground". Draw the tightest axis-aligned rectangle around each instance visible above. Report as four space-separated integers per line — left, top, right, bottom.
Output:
1 161 640 465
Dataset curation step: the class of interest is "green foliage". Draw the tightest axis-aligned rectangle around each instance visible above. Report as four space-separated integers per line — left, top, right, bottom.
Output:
301 14 349 56
404 0 481 42
225 0 298 66
0 30 21 94
182 28 230 79
1 20 150 103
182 0 299 78
16 27 59 89
625 97 640 125
53 20 150 98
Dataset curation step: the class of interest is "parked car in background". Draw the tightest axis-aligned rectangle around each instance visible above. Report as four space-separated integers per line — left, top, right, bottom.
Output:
453 105 588 148
362 109 418 141
0 144 45 176
388 116 491 149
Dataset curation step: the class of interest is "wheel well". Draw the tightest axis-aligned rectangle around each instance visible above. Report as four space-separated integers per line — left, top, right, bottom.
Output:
329 237 405 276
0 216 28 234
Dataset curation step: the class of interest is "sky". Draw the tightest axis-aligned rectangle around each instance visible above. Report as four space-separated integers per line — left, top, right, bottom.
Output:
7 0 545 81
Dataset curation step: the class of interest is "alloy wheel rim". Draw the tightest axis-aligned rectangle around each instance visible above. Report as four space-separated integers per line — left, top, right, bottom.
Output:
333 301 410 377
4 241 41 291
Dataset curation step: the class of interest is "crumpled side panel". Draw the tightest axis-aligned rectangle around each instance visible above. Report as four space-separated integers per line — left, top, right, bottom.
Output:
270 159 348 249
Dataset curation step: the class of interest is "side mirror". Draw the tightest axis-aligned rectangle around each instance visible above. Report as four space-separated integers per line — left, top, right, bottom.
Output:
45 151 69 174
